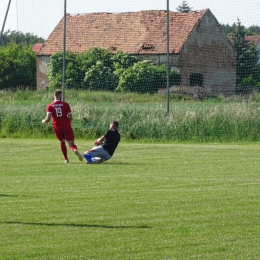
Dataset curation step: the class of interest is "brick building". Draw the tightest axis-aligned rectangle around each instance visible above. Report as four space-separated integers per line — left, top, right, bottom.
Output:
36 9 236 95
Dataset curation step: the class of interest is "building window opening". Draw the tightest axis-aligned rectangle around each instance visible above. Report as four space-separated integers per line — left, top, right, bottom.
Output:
189 73 204 87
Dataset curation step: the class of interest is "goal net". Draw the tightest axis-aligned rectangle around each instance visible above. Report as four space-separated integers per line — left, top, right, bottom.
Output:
1 0 260 141
1 0 259 96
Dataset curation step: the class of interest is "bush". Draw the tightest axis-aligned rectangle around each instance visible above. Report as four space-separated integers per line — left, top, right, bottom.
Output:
111 50 138 71
48 47 115 90
116 61 181 94
154 64 182 88
0 44 36 90
80 47 114 70
47 51 81 90
84 61 118 91
116 60 159 93
47 47 182 93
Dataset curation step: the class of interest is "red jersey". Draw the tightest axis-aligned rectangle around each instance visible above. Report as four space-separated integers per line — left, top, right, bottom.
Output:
46 100 72 129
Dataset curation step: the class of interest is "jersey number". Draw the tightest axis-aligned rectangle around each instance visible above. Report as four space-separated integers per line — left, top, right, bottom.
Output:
55 107 62 117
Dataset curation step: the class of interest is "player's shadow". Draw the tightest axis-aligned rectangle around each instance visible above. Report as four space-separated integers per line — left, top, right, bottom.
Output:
0 194 19 197
87 162 143 165
5 221 151 229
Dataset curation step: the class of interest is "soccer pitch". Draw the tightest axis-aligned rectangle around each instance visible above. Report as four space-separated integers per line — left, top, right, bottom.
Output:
0 139 260 259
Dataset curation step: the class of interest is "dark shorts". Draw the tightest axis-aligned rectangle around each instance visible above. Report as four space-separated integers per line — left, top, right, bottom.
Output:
53 126 74 142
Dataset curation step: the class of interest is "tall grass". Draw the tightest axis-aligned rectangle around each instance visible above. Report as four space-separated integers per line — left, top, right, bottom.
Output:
1 90 260 142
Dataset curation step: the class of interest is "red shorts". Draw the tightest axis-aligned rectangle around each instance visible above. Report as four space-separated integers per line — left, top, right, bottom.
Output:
53 126 74 142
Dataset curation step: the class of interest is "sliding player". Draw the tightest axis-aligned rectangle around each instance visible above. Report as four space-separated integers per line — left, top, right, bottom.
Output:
83 121 120 164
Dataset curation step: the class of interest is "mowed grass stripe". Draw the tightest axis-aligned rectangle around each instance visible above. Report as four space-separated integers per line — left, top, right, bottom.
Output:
0 139 260 259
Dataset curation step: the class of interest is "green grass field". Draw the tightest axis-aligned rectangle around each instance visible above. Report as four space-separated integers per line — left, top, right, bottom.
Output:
1 139 260 259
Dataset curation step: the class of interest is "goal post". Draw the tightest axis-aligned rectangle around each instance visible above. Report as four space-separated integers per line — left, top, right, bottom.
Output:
0 0 12 39
62 0 67 102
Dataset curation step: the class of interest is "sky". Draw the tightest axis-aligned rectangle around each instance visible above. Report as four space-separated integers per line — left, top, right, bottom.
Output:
1 0 260 39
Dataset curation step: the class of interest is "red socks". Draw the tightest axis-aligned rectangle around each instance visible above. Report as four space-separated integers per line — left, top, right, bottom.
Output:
70 144 78 152
60 142 68 160
60 142 79 160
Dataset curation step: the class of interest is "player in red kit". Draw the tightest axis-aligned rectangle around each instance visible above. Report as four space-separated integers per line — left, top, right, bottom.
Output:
42 89 83 163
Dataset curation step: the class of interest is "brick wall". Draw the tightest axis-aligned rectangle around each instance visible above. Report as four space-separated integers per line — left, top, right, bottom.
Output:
177 11 236 95
36 56 50 90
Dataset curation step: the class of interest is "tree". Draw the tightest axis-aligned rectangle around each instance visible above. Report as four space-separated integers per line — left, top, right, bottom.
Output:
84 61 117 91
248 25 260 35
111 50 138 71
116 61 157 93
116 61 181 94
47 47 182 93
47 51 82 90
154 64 181 88
0 30 44 47
220 23 236 35
176 1 193 13
221 23 260 36
0 44 36 90
47 47 115 90
77 47 114 87
79 47 113 71
231 19 259 92
0 31 43 91
111 50 138 82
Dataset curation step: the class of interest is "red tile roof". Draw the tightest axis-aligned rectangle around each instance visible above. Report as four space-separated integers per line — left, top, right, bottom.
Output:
32 43 43 53
37 9 207 56
245 35 260 45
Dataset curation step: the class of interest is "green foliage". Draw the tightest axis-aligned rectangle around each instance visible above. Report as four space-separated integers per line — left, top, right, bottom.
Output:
47 47 117 90
0 44 36 90
116 62 181 93
176 1 193 13
240 74 256 86
84 61 118 91
231 19 260 92
0 30 44 47
221 23 237 34
111 51 139 84
47 51 82 90
155 64 182 87
47 47 181 94
47 51 64 89
116 61 156 93
111 50 138 71
116 60 159 93
244 29 258 36
79 46 114 70
76 47 116 89
247 25 260 35
221 23 260 36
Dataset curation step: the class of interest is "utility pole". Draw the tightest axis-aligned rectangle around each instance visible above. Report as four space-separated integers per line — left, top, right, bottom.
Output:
0 0 12 41
62 0 67 101
166 0 170 115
